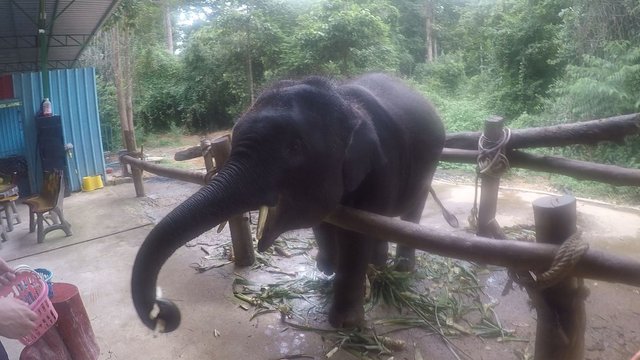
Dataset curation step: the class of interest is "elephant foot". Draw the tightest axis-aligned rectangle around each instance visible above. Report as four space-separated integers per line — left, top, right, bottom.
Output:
328 301 365 328
394 258 415 272
371 241 389 268
394 245 416 272
316 251 336 275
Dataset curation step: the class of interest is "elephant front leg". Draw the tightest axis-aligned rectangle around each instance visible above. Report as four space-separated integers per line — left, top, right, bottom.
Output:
396 187 429 272
313 223 338 275
329 231 371 328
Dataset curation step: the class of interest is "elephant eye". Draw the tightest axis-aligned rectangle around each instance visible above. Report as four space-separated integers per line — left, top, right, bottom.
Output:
286 140 303 154
284 139 305 161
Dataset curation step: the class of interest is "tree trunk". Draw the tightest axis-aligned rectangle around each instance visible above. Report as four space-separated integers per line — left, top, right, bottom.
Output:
246 50 254 103
111 27 127 147
123 27 135 142
163 0 174 54
111 24 144 196
425 0 434 62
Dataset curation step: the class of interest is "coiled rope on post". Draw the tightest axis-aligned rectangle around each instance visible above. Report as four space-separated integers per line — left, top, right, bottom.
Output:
469 128 512 229
509 230 590 289
477 128 512 177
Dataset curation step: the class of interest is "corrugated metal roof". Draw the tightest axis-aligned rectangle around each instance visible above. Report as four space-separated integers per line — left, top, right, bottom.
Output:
0 0 120 73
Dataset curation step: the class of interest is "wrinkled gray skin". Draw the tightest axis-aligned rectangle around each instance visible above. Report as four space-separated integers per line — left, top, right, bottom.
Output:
131 73 445 332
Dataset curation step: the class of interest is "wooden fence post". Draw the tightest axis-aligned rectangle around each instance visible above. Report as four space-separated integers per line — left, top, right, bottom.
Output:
529 195 587 360
123 131 145 197
477 116 506 238
200 139 214 173
208 136 255 267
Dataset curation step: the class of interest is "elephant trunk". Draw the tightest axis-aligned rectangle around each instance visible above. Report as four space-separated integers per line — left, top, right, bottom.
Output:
131 163 267 332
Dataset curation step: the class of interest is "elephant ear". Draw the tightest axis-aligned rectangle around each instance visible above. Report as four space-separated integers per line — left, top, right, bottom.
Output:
343 119 386 192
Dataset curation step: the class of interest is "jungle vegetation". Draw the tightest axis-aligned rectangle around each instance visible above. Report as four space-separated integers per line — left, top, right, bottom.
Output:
82 0 640 200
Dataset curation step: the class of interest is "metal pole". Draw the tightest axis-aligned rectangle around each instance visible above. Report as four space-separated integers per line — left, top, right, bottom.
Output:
38 0 49 99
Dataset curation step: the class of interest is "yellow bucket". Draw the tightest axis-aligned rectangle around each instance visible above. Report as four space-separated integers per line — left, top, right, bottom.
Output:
82 175 104 192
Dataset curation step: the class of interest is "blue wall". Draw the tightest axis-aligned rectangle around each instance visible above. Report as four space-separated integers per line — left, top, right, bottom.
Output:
0 106 24 158
9 68 106 192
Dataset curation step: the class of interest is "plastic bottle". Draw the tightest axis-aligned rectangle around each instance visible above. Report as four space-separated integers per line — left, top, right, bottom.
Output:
42 98 52 116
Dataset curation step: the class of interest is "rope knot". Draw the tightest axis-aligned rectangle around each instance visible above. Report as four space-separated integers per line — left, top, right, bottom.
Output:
509 230 589 290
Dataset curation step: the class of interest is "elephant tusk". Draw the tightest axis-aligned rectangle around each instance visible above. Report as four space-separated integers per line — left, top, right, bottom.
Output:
257 206 269 240
216 221 228 233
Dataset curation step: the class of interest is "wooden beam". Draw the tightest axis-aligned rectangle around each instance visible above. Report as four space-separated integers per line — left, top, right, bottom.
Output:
445 113 640 150
440 148 640 187
509 151 640 187
324 206 640 288
174 145 203 161
121 155 206 186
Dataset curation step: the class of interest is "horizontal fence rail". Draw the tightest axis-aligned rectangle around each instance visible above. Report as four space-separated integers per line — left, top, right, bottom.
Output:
325 206 640 288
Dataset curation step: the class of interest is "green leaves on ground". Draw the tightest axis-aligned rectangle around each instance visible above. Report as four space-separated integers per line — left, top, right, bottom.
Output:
233 254 514 359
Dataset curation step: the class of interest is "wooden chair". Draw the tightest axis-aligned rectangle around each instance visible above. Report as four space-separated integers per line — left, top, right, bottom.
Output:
0 219 6 243
0 172 21 233
23 170 72 243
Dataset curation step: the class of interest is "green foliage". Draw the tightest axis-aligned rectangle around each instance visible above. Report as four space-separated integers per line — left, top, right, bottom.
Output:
414 54 466 94
135 45 185 131
510 42 640 196
284 0 400 76
178 1 298 131
92 0 640 201
136 122 186 149
546 42 640 121
488 0 570 118
557 0 640 61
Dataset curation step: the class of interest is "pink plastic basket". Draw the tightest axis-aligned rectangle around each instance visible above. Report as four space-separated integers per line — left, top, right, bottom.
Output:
0 270 58 345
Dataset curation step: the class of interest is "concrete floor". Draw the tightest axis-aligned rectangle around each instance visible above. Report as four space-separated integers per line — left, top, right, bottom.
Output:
1 175 639 359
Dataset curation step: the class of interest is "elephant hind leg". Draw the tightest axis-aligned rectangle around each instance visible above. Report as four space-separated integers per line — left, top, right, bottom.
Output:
395 186 429 272
371 240 388 268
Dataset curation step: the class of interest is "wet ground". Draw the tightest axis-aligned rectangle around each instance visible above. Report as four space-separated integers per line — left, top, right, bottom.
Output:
0 165 639 359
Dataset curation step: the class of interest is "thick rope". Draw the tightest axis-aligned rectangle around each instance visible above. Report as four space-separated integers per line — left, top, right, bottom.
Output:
509 230 589 289
477 128 511 177
469 128 512 228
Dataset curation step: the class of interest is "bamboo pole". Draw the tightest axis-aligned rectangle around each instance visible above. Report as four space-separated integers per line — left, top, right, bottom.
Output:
324 206 640 288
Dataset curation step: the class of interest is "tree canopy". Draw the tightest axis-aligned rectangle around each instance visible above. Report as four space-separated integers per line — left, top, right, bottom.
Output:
86 0 640 180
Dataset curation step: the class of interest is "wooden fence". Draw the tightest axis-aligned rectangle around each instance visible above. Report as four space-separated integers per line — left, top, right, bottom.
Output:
121 112 640 360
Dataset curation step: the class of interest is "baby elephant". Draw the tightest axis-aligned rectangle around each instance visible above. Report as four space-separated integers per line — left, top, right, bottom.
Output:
131 73 445 331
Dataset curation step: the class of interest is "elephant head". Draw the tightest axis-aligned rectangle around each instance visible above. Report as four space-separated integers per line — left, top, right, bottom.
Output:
131 77 384 332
